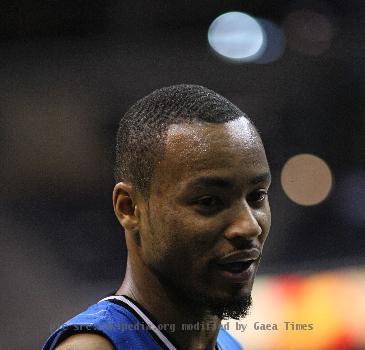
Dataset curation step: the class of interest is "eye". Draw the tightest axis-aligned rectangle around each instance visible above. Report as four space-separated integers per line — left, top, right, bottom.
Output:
194 195 223 213
196 196 220 207
247 190 268 204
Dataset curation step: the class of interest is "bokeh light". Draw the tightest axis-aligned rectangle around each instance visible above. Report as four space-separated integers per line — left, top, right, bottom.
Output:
228 269 365 350
255 18 286 64
208 12 265 62
281 154 333 206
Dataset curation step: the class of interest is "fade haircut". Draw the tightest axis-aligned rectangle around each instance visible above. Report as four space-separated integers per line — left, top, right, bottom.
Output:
114 84 249 198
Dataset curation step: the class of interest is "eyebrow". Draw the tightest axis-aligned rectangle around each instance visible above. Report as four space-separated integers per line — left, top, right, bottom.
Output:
188 176 235 189
187 171 271 189
250 171 272 185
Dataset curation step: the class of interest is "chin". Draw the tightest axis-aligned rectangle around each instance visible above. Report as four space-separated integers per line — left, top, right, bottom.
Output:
205 291 253 320
204 273 256 319
158 266 254 319
184 283 253 320
217 275 255 298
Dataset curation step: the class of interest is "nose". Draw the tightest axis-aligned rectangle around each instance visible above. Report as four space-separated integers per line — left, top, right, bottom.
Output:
224 203 262 240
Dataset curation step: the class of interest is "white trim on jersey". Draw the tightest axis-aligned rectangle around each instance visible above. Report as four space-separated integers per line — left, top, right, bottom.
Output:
99 295 177 350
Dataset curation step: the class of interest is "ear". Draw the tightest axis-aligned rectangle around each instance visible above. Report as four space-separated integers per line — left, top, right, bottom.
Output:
113 182 140 234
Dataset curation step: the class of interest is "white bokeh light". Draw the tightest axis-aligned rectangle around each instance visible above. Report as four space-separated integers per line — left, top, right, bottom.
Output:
255 18 286 63
208 12 265 62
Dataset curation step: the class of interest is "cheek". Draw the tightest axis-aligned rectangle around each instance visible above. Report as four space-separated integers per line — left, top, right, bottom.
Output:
143 206 184 263
155 208 222 262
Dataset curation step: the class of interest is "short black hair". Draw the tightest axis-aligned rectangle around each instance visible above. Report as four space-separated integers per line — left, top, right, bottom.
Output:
114 84 249 197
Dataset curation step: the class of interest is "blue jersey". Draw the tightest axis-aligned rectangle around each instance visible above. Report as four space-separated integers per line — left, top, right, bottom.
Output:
42 295 243 350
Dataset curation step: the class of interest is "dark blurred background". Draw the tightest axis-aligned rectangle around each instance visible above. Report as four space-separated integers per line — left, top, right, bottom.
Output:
0 1 364 349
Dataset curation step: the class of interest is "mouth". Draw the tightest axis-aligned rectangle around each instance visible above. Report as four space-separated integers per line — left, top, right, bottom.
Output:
219 260 254 273
214 248 261 284
216 259 256 284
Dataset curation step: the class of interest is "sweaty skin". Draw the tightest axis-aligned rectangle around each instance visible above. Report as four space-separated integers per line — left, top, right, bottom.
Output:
113 116 271 350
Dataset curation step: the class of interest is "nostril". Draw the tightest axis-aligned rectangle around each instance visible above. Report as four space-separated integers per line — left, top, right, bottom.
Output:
224 220 262 239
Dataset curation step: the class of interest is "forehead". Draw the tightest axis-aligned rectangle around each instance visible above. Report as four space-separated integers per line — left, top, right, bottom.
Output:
151 117 269 192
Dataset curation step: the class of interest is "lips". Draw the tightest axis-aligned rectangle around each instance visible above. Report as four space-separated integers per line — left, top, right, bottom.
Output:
216 248 261 265
215 248 261 283
221 260 254 273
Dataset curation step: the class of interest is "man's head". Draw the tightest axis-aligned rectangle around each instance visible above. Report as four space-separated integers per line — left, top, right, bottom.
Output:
113 85 271 319
114 84 246 197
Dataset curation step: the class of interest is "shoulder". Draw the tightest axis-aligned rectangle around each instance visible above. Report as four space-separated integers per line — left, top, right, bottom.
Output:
55 333 115 350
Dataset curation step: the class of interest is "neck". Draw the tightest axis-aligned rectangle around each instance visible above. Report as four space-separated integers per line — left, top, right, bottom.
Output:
116 257 222 350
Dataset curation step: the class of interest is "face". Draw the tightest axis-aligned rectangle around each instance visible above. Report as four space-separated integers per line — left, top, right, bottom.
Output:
137 117 271 318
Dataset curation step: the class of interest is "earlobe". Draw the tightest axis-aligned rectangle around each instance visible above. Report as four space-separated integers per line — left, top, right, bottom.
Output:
113 182 139 233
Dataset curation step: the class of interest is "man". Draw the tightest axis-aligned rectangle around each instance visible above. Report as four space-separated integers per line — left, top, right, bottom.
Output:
42 84 271 350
